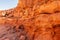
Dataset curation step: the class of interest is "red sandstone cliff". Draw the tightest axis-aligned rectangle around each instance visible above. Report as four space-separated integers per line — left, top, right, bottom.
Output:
0 0 60 40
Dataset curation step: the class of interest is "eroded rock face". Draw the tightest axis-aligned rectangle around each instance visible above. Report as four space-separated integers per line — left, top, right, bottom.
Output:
0 24 28 40
0 0 60 40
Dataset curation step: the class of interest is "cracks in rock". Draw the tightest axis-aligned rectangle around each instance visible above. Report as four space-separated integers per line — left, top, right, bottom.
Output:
40 12 52 15
0 24 29 40
53 24 60 28
54 10 60 13
52 24 60 40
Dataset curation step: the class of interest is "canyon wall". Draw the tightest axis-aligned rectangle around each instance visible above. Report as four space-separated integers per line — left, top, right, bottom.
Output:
0 0 60 40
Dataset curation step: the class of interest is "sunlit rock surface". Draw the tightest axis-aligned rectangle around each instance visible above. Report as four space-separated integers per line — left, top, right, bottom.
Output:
0 0 60 40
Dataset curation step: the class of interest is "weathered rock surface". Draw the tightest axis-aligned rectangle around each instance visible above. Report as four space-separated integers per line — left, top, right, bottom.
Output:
0 0 60 40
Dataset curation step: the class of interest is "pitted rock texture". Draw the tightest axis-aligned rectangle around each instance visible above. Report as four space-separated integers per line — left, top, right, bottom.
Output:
0 0 60 40
0 24 28 40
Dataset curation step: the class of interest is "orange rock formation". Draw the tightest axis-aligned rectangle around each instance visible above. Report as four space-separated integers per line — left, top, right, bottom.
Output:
0 0 60 40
